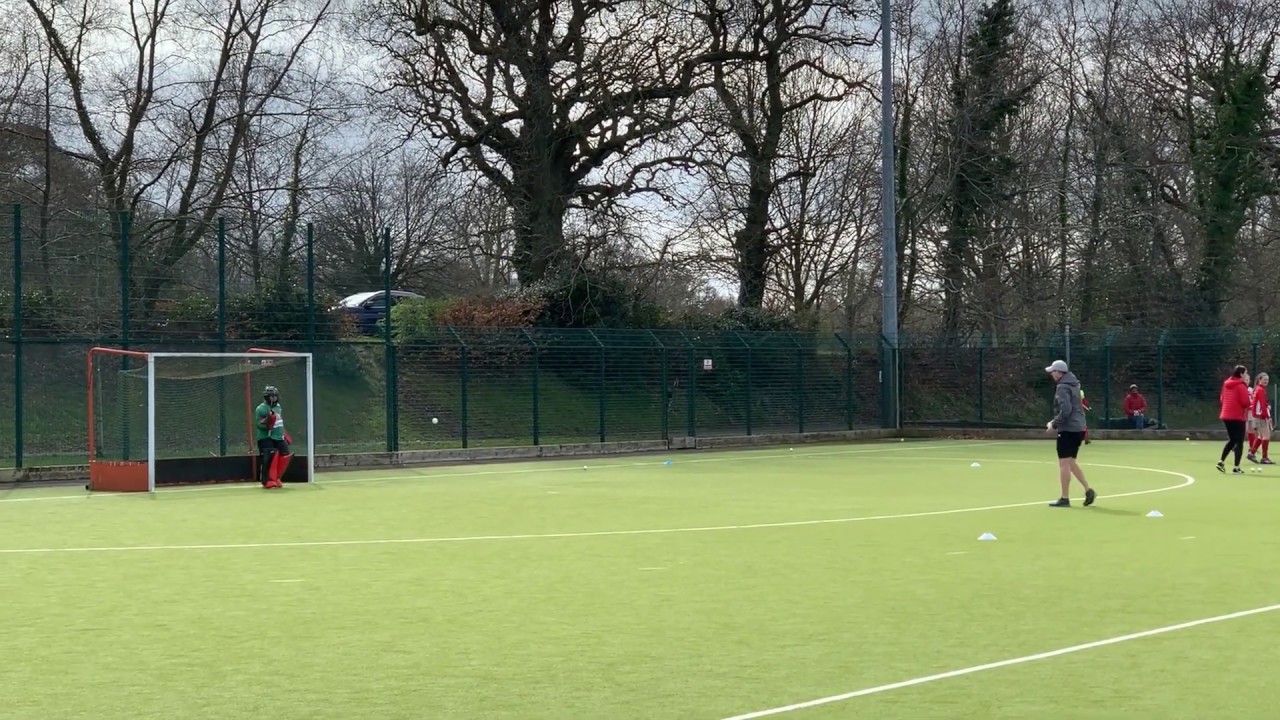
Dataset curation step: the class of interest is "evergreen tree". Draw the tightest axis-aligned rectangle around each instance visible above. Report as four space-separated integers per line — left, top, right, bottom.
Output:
1187 39 1275 325
940 0 1037 337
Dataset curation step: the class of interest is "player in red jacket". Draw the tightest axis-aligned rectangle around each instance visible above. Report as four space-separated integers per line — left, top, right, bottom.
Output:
1218 365 1251 474
1248 373 1272 464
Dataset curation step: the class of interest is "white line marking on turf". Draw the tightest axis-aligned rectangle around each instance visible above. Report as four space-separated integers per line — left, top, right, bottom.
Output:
945 551 969 556
717 602 1280 720
0 442 1009 505
0 465 1193 555
1182 536 1197 540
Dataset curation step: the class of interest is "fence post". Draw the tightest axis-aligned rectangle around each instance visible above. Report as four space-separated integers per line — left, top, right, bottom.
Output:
382 227 398 453
649 331 669 441
450 327 469 449
12 205 23 468
1103 329 1116 425
1157 330 1167 429
791 334 805 433
589 330 606 443
523 329 539 445
117 211 131 347
686 343 696 437
305 223 316 349
734 332 752 436
834 333 854 430
216 217 228 457
117 211 131 460
977 345 985 426
1252 329 1262 376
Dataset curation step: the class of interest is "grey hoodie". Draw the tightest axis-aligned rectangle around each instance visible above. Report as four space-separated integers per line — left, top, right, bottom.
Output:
1052 371 1087 432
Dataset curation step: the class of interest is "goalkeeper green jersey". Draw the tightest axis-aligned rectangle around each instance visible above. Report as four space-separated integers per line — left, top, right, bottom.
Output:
255 402 285 441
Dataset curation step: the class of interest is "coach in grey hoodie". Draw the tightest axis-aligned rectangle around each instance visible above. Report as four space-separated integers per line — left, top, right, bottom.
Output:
1045 360 1096 507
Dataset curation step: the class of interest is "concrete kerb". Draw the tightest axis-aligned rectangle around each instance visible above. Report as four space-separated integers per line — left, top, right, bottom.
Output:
0 426 1218 485
1 430 897 484
900 427 1227 441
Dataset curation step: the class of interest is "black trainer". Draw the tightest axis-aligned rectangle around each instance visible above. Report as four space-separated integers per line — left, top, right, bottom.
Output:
1048 498 1070 507
1217 462 1226 474
1084 488 1097 506
1233 467 1245 475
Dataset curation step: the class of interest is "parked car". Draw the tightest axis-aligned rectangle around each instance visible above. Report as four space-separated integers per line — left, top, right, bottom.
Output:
334 290 425 333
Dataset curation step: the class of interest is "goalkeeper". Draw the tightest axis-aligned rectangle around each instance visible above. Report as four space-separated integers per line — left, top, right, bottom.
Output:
255 385 292 489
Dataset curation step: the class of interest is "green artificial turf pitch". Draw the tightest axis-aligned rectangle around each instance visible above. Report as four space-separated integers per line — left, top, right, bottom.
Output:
2 439 1279 719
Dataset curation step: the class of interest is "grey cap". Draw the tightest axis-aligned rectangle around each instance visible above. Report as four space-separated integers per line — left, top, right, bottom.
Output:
1045 360 1069 373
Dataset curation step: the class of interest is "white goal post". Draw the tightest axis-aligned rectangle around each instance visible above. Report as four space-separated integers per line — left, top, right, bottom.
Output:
87 348 315 492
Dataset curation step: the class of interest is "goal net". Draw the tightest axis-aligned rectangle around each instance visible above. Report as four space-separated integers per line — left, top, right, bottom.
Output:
87 348 315 492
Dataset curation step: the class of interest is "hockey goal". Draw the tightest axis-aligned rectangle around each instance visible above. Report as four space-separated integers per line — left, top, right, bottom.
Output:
86 348 315 492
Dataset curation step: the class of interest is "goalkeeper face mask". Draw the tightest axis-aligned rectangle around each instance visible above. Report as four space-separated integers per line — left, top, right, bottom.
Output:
264 386 279 404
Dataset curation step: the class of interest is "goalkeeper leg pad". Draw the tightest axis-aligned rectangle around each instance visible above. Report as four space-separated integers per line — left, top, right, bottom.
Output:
270 452 293 486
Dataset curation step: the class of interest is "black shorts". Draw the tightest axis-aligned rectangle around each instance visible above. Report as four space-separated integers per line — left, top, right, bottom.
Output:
258 437 290 456
1056 431 1084 459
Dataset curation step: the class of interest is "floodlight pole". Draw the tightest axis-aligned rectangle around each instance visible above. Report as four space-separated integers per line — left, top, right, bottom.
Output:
880 0 900 429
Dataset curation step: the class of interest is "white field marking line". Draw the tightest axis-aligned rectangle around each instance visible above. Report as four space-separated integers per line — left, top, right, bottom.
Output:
0 441 1008 505
718 602 1280 720
945 551 969 556
0 466 1193 556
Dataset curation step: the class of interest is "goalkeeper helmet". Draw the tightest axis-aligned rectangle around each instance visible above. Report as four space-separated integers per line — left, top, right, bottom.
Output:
264 385 279 402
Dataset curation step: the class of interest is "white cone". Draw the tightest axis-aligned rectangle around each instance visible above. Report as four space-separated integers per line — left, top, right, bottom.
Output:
1146 510 1163 518
978 532 997 541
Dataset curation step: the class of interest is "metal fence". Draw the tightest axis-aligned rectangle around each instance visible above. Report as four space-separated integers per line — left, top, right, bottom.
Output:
0 333 885 467
4 204 1280 469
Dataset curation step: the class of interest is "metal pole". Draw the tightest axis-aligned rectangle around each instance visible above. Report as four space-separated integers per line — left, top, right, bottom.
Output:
118 211 131 346
1157 331 1166 429
306 223 315 349
117 210 132 460
383 226 397 453
217 217 228 457
1065 318 1072 366
880 0 900 429
12 205 23 468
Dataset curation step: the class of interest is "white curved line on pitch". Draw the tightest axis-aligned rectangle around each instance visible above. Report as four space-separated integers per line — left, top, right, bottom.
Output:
0 441 1008 504
0 466 1193 555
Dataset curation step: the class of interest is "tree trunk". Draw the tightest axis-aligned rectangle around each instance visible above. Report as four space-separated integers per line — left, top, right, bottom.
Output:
735 171 773 308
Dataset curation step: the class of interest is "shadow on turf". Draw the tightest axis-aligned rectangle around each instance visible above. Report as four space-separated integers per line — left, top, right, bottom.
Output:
1083 505 1143 517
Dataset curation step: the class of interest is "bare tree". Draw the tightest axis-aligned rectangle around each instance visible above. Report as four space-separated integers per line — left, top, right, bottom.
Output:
311 148 468 295
768 96 880 316
23 0 334 315
691 0 873 308
369 0 721 287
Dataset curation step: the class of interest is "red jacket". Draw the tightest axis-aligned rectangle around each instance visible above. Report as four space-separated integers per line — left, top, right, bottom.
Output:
1253 385 1271 420
1220 376 1251 421
1123 391 1147 416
